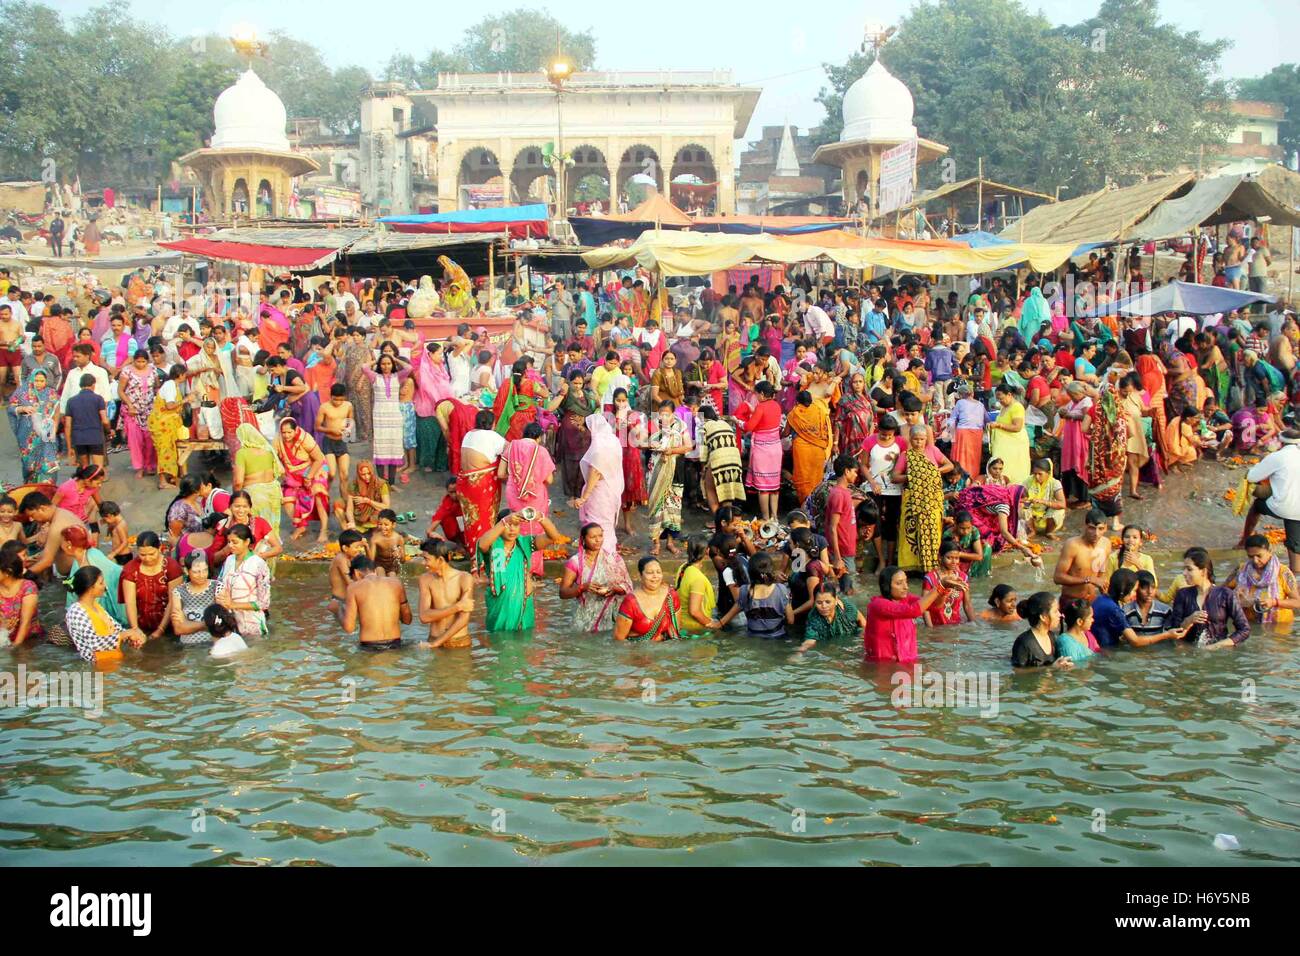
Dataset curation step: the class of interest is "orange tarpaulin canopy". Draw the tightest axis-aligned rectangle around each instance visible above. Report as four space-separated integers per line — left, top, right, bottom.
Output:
778 230 963 251
606 193 693 226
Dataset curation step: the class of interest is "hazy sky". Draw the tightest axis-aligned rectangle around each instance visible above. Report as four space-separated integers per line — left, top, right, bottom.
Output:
52 0 1296 143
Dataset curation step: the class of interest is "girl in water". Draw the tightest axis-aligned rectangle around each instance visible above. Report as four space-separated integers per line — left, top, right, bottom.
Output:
979 583 1020 624
1056 597 1098 662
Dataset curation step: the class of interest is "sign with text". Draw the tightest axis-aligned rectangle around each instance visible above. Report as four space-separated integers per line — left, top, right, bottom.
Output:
878 138 917 216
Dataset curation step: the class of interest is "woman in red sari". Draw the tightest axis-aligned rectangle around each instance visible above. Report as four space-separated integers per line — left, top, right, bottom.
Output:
613 556 683 642
833 371 874 458
437 397 480 478
492 358 544 441
456 408 505 571
274 417 331 542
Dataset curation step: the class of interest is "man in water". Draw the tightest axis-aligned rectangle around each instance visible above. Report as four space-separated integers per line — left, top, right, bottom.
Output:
416 539 475 649
19 492 90 578
1052 508 1114 601
342 555 411 648
328 529 368 622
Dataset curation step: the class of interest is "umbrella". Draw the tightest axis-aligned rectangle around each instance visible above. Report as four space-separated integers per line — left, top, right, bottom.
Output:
1083 280 1276 318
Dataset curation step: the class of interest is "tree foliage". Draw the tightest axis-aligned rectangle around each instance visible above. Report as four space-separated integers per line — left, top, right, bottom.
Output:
815 0 1234 197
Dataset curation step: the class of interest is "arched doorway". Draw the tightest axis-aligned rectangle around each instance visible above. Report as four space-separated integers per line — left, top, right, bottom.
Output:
568 145 609 213
230 178 250 215
256 179 274 218
616 144 661 209
669 144 718 214
509 146 550 206
458 147 504 208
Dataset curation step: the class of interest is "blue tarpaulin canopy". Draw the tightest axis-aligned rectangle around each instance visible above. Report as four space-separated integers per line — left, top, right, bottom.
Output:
1084 280 1276 318
378 204 549 237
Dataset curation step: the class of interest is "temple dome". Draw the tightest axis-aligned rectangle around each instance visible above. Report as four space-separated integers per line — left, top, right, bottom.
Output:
210 69 290 152
840 58 916 143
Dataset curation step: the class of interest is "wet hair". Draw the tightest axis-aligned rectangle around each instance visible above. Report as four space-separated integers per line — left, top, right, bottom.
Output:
349 555 376 574
99 500 121 517
1183 546 1215 582
1060 597 1092 630
748 551 776 585
420 538 458 562
0 552 23 580
636 555 662 575
1134 570 1156 588
338 529 364 549
987 582 1016 608
203 602 239 639
877 564 904 597
675 532 713 588
225 523 253 545
68 565 103 597
1016 591 1056 628
377 508 398 523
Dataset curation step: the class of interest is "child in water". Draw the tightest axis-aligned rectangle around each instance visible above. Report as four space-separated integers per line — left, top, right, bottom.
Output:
99 501 131 565
329 529 368 621
368 509 406 577
0 495 26 549
922 541 973 625
1056 597 1098 661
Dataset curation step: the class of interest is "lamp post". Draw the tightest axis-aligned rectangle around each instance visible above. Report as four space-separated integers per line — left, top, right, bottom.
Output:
545 50 573 224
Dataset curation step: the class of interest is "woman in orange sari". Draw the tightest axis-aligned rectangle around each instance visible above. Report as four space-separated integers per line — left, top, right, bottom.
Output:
1135 352 1169 457
274 417 331 542
784 390 833 502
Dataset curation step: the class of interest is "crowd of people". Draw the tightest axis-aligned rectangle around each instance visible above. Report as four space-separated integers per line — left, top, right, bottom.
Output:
0 242 1296 665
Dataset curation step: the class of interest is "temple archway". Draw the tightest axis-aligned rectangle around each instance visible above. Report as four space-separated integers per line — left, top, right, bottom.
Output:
458 147 504 207
617 144 662 206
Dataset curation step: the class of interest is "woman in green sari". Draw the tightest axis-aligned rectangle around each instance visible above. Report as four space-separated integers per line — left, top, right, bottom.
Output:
232 423 284 537
478 509 535 631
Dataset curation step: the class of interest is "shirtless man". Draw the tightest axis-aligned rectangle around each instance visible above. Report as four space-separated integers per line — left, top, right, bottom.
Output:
416 539 475 649
19 492 89 578
328 529 368 622
0 302 25 398
1052 508 1114 601
315 383 354 495
341 555 412 648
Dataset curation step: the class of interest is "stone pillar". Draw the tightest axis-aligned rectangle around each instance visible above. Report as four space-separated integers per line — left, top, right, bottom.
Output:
437 142 459 212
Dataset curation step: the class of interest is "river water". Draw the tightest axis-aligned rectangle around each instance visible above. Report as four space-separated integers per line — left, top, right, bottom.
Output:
1 551 1297 866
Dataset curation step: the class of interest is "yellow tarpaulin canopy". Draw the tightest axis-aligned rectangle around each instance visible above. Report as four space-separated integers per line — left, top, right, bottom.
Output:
582 229 1077 276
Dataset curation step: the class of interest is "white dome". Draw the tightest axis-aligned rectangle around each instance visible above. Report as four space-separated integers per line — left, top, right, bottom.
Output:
840 59 916 143
210 69 290 152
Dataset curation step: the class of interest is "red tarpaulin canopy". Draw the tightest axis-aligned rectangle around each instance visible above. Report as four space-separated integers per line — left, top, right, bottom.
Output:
158 238 340 270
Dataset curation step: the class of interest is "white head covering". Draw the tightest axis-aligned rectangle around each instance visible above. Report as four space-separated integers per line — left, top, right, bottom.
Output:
581 413 625 496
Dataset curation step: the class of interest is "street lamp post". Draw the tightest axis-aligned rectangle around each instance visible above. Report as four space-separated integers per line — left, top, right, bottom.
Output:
545 50 573 225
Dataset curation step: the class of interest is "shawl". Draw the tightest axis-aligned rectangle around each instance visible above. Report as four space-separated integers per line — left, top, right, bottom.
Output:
236 423 284 478
1235 555 1283 623
580 412 625 496
1017 287 1050 344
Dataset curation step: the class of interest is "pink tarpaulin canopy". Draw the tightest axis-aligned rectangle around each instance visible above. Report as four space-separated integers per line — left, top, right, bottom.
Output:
158 238 340 270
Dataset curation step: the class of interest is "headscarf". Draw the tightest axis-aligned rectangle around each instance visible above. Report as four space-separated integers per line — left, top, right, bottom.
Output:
1236 552 1283 624
236 422 284 478
1017 287 1050 345
580 412 624 497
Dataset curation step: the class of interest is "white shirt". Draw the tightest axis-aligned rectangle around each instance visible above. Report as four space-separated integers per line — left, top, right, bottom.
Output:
460 428 507 462
163 315 200 340
59 362 111 411
30 301 45 319
1248 443 1300 521
802 305 834 340
6 297 29 327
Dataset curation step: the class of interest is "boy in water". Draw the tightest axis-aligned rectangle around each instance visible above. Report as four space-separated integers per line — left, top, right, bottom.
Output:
417 539 475 649
99 500 130 564
342 555 411 649
368 509 405 576
315 383 354 496
329 529 368 621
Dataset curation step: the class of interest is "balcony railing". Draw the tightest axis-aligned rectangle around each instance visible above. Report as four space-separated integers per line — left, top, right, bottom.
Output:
436 70 735 90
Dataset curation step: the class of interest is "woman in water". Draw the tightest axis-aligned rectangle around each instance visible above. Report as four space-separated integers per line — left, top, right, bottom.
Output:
559 522 634 634
980 583 1020 624
212 491 284 567
717 551 793 639
922 541 973 625
797 580 864 652
65 566 147 664
232 423 284 538
58 525 127 626
613 556 682 642
1010 592 1074 669
673 532 719 634
169 551 219 645
1227 533 1300 625
1056 597 1098 662
215 523 272 639
1107 525 1157 584
1170 547 1250 649
119 531 181 641
478 510 535 632
863 566 947 663
0 551 42 647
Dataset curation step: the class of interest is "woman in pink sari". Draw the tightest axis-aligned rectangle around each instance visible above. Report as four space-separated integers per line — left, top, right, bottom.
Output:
274 417 332 542
1059 381 1094 508
413 342 453 473
499 422 561 573
572 413 625 555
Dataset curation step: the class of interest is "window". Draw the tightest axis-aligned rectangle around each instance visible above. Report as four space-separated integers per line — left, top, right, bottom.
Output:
392 108 404 125
1242 131 1262 145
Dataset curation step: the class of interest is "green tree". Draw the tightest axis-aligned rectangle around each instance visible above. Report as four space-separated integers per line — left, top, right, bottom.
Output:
1237 64 1300 166
453 8 596 73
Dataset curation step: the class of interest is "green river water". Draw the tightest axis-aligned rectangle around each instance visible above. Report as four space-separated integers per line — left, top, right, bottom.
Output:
1 552 1297 866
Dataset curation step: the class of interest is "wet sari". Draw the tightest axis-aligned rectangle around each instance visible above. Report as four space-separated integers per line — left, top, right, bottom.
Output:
897 450 945 572
484 536 534 631
617 589 682 641
503 437 555 535
566 548 634 634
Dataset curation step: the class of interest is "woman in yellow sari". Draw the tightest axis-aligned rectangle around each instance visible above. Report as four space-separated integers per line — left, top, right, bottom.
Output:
146 364 187 490
1163 410 1205 470
988 383 1031 484
783 391 833 502
891 425 949 573
719 318 742 376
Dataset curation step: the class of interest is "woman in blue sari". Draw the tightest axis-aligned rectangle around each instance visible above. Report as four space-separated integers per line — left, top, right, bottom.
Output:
9 369 60 483
478 509 536 631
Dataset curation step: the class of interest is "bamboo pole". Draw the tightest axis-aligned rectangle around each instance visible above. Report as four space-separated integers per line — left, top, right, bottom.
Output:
976 158 983 232
1289 226 1295 304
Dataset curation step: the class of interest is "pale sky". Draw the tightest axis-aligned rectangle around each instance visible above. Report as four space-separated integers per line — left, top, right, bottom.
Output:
52 0 1296 144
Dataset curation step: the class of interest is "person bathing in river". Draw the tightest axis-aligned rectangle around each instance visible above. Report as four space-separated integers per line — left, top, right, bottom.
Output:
342 555 411 649
328 529 367 622
417 538 474 649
